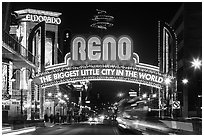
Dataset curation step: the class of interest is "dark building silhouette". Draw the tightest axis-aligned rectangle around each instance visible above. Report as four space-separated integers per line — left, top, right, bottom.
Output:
170 3 202 117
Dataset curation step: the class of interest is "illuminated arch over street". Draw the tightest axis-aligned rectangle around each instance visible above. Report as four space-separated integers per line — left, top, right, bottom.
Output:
33 35 166 89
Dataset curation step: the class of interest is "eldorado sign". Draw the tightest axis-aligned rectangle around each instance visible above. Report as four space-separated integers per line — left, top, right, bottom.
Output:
23 14 61 25
34 35 165 88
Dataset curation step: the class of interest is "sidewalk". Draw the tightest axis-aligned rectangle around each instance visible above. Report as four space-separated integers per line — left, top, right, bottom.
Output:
2 120 45 135
2 122 56 135
2 126 12 133
160 119 202 135
2 126 36 135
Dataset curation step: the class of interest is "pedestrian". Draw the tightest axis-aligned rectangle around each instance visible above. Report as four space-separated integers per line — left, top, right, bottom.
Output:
60 115 62 123
68 114 71 123
50 114 54 123
44 114 48 122
59 115 62 123
53 115 56 123
56 113 60 123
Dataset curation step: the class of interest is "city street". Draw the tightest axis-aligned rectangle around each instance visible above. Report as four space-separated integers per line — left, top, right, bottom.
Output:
21 123 132 135
3 118 201 135
20 122 176 135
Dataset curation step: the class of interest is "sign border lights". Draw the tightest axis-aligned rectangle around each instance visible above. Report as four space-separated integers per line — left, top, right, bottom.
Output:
33 35 166 89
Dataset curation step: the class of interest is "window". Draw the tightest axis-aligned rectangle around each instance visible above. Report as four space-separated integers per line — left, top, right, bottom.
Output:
12 102 17 104
5 105 10 110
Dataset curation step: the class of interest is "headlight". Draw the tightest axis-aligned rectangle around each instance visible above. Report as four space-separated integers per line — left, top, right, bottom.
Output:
100 115 105 120
94 117 98 121
89 117 93 121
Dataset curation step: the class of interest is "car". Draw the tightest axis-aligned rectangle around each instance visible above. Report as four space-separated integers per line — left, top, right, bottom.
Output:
88 117 99 125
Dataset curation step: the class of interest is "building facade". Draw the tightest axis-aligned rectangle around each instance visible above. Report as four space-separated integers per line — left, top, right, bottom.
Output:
2 6 63 121
169 3 202 117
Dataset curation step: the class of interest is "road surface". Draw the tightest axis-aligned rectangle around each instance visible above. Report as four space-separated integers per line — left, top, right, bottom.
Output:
21 122 141 135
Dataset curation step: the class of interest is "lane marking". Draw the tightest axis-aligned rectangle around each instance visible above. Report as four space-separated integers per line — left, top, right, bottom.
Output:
113 127 119 135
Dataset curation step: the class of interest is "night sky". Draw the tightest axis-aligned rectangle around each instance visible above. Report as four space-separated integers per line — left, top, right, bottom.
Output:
11 2 183 106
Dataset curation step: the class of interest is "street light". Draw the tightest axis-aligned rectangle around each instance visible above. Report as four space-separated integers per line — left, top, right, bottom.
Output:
198 95 202 98
164 74 175 118
48 93 52 97
117 92 124 98
11 68 33 117
11 68 33 82
164 77 171 85
142 93 147 98
182 78 189 85
64 94 68 98
191 57 202 70
152 94 157 98
57 92 62 97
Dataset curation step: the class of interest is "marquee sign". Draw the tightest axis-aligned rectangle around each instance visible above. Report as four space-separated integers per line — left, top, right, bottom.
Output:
33 35 165 88
70 35 134 66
